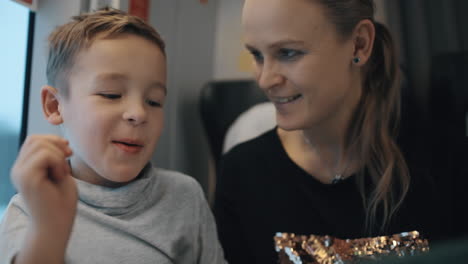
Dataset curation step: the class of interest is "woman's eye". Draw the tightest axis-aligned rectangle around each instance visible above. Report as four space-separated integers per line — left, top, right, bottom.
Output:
249 50 264 64
277 48 304 61
147 99 162 108
99 93 121 99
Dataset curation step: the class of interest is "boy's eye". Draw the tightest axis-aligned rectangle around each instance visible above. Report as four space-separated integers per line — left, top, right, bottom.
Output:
99 93 121 99
277 48 304 61
146 99 162 108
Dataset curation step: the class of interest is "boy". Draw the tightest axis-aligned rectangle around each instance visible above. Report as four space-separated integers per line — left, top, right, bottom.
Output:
0 8 226 264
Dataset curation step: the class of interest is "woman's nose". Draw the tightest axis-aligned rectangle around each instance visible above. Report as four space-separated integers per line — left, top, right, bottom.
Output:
255 62 285 93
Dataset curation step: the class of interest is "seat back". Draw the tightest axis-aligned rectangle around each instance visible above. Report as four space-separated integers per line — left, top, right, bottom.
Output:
199 80 268 169
429 52 468 236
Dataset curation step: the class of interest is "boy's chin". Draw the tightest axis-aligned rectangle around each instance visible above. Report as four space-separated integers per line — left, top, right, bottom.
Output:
100 166 146 187
98 175 138 188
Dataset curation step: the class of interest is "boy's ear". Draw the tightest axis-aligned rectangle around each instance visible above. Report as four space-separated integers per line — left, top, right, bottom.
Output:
41 85 63 125
351 19 375 66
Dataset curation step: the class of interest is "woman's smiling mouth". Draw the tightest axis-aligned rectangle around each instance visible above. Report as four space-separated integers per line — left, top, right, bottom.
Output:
271 94 303 104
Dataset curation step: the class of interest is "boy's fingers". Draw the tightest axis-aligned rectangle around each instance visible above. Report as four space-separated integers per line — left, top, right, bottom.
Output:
37 136 73 177
49 159 69 182
21 135 73 160
14 142 70 187
25 134 67 145
23 135 72 156
41 146 70 182
40 135 73 156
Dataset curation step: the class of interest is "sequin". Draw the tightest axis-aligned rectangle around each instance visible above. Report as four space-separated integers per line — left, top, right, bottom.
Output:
274 231 429 264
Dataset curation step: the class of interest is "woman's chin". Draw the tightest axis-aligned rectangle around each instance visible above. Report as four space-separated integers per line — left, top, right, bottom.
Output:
276 119 306 132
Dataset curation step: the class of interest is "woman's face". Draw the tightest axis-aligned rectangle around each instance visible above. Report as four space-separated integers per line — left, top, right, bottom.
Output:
242 0 363 132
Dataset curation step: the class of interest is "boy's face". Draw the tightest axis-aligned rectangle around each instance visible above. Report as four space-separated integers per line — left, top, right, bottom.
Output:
58 34 166 186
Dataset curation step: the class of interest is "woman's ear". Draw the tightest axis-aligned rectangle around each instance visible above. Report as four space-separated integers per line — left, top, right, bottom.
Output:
41 85 63 125
351 19 375 66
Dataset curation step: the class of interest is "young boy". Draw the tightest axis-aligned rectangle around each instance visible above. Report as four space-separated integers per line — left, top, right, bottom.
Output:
0 8 226 264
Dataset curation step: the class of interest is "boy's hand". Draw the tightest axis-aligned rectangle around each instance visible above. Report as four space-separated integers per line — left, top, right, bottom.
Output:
11 135 77 240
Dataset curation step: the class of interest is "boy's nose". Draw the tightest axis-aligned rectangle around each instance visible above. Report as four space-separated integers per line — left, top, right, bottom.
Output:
122 102 147 125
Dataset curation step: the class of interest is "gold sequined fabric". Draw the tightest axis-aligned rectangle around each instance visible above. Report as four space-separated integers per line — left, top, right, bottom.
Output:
274 231 429 264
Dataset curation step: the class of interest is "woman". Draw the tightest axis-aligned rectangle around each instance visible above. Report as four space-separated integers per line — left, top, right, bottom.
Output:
214 0 447 263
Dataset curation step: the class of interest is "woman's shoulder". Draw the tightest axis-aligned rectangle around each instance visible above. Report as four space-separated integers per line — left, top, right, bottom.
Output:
217 127 289 186
222 127 279 163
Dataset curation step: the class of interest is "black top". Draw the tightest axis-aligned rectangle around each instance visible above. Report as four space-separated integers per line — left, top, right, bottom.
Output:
214 128 456 264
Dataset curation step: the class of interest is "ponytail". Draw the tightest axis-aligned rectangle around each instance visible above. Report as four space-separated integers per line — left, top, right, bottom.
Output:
317 0 411 234
348 21 410 233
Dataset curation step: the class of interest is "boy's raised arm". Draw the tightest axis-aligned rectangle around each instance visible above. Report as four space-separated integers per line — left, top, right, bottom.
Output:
10 135 77 264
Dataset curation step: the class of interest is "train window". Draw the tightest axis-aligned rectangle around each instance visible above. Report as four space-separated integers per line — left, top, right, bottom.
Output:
0 1 33 219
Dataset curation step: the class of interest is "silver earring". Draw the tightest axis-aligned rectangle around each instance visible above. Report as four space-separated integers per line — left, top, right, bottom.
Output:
353 57 361 64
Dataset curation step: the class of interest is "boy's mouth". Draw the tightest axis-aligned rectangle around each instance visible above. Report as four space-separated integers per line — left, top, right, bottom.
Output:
112 141 142 147
112 139 144 154
112 139 143 147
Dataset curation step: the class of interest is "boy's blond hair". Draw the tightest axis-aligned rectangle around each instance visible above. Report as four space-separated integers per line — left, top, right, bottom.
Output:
46 8 166 97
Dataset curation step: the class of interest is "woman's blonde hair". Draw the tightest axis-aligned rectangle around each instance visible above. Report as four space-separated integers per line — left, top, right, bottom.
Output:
316 0 410 234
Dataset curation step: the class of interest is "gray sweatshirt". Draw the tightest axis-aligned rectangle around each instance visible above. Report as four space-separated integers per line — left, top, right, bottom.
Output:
0 165 226 264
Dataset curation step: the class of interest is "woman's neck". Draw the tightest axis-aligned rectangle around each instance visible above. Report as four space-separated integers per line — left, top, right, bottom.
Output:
277 114 357 184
